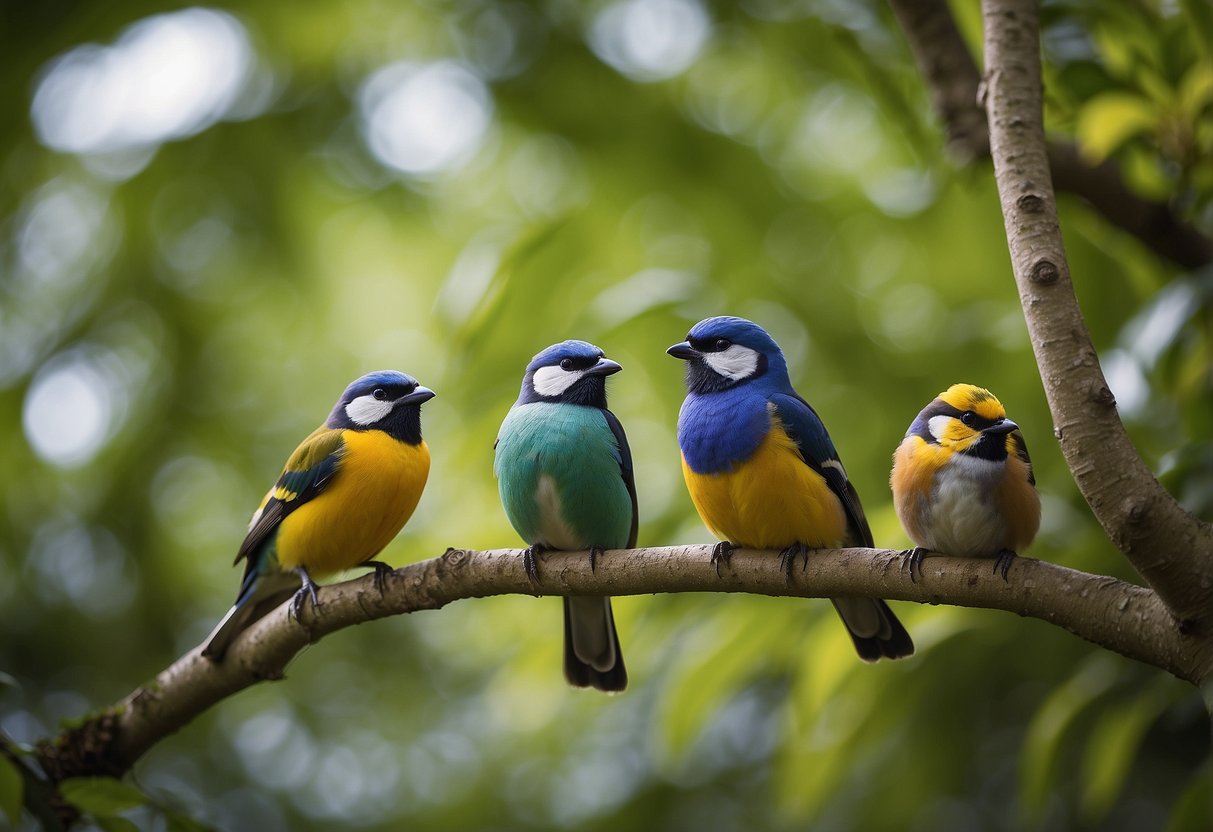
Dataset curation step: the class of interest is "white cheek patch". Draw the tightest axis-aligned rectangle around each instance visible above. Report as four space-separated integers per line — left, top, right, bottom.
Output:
927 415 954 443
702 344 760 381
345 394 394 426
532 365 584 398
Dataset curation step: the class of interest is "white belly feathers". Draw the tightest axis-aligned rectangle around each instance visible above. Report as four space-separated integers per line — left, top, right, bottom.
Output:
534 473 583 550
924 455 1010 558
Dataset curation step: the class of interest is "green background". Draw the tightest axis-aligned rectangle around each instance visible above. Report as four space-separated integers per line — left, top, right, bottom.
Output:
2 1 1211 829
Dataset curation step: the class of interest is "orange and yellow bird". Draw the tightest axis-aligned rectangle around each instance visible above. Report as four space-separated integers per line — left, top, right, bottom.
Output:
891 383 1040 581
202 371 434 659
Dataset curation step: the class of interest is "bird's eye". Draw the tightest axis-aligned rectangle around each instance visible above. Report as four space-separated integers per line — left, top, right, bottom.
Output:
960 411 978 427
372 388 388 401
714 338 732 351
559 358 574 371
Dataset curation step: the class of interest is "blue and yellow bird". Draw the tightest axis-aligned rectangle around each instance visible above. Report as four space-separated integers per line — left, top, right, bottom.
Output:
891 383 1040 581
202 371 434 659
668 316 913 662
494 340 633 692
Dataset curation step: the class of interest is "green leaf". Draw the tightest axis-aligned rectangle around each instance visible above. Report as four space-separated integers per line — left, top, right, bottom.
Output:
1079 688 1170 821
655 601 795 767
1075 92 1160 163
1179 0 1213 58
167 810 219 832
1167 761 1213 832
1020 655 1120 816
1094 23 1137 78
96 816 141 832
1179 61 1213 118
0 755 24 827
58 777 148 816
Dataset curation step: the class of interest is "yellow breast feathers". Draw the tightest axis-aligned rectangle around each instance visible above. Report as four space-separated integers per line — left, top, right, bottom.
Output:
682 419 847 549
275 431 430 576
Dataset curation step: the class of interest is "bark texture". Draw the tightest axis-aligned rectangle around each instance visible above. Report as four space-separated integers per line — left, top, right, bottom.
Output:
33 544 1211 784
979 0 1213 627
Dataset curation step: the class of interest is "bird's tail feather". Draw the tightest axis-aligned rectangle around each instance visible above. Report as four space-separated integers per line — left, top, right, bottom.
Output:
563 596 628 692
831 597 914 662
201 570 300 661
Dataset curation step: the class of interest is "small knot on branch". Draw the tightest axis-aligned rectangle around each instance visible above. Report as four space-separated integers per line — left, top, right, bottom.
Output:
1017 193 1045 213
442 548 469 568
1090 384 1117 407
1030 259 1059 283
1126 501 1149 525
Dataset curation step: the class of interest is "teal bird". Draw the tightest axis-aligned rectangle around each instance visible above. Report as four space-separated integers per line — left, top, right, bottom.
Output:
494 340 633 692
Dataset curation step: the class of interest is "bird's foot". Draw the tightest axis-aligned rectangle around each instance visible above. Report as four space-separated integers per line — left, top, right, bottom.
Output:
779 543 808 585
290 567 321 620
710 541 735 577
359 560 394 595
522 544 547 587
588 546 605 575
993 549 1017 582
901 547 929 584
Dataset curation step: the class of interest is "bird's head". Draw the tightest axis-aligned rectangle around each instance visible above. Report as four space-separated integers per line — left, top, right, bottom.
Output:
907 383 1020 461
519 340 621 407
666 315 788 394
327 370 435 442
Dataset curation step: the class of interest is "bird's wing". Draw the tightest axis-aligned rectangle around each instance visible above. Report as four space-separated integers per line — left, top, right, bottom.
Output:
602 408 639 549
1010 430 1035 486
768 392 874 547
234 426 347 565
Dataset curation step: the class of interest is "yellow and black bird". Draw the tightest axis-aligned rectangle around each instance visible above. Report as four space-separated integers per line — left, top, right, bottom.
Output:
891 383 1040 581
202 371 434 659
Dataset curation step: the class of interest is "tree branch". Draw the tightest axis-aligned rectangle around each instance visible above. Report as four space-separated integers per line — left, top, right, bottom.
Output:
36 544 1210 787
890 0 1213 269
979 0 1213 631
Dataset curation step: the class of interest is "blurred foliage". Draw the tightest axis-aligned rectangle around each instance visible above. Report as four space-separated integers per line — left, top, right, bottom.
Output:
1 0 1211 829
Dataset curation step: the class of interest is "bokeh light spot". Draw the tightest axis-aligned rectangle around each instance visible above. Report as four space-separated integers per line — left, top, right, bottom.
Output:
589 0 711 82
358 60 493 178
31 7 253 155
23 356 113 468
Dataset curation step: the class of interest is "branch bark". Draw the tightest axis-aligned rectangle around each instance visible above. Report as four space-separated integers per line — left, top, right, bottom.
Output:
890 0 1213 269
35 544 1211 787
979 0 1213 630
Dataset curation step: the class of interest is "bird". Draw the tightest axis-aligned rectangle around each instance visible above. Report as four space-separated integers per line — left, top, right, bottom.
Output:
202 371 435 660
890 383 1040 582
668 315 913 662
494 340 633 692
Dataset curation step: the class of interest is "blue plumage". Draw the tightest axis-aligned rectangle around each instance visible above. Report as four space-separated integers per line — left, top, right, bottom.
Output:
669 316 913 661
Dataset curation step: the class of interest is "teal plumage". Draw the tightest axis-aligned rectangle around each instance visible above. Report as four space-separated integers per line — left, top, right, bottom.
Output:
495 404 634 552
495 340 633 692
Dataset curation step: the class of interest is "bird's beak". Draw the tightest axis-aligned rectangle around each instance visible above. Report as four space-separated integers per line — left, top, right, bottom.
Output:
400 386 436 405
667 342 699 360
586 358 622 377
984 418 1018 435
